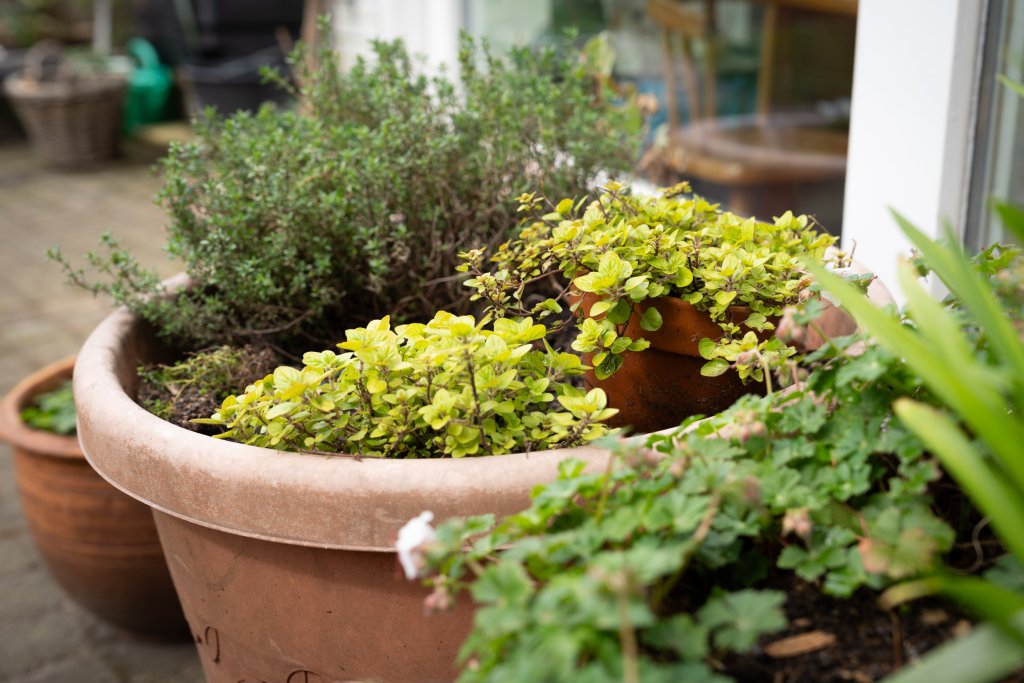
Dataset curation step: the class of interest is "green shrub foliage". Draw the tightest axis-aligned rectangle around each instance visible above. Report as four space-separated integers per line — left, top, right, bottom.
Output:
51 35 641 351
204 312 616 458
460 182 840 382
415 240 1024 681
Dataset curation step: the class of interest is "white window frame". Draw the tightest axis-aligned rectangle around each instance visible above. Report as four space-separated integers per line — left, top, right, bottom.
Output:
841 0 988 300
329 0 463 75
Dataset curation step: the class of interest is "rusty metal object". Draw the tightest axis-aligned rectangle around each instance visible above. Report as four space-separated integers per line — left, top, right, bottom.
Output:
0 356 187 639
74 307 616 682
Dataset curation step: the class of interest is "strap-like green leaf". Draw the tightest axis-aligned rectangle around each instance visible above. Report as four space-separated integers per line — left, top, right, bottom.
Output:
992 200 1024 244
881 610 1024 683
807 258 1024 493
892 211 1024 403
894 399 1024 563
998 74 1024 99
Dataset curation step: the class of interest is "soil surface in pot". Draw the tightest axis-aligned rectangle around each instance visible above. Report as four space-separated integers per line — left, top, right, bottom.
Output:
721 574 1024 682
136 344 279 432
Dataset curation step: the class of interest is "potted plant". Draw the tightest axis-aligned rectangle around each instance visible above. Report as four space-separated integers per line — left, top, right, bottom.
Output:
3 41 127 167
0 356 186 638
61 34 643 683
459 181 845 432
74 308 621 682
410 217 1023 682
52 33 640 353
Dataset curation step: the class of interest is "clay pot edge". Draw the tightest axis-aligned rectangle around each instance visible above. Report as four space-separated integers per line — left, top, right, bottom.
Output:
0 355 82 459
75 305 617 552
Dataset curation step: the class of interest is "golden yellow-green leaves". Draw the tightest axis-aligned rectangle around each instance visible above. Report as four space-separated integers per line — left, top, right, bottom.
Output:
460 184 839 382
205 312 617 458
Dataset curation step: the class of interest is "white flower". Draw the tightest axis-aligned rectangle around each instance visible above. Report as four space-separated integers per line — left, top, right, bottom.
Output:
396 511 437 580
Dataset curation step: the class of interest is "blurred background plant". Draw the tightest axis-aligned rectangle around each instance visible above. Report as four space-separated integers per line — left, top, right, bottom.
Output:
0 0 92 47
19 380 76 435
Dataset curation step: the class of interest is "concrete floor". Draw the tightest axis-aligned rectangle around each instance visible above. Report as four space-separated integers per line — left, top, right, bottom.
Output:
0 141 202 682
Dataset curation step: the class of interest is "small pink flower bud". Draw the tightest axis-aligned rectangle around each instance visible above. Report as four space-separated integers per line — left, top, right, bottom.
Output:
782 508 813 541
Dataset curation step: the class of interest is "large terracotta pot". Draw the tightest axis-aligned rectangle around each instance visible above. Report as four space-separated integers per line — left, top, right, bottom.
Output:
579 295 769 434
74 307 615 683
0 356 188 638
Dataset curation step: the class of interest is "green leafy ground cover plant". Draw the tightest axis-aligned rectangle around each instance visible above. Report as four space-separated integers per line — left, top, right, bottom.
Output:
404 240 1023 681
809 211 1024 683
205 312 616 458
459 181 841 382
50 31 641 353
21 380 76 436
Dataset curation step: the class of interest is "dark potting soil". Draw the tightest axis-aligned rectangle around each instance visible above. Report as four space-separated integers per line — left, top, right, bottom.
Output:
136 344 281 435
720 574 1024 682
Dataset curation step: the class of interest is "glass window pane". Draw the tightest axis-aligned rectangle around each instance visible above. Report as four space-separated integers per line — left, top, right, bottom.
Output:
465 0 858 236
965 0 1024 249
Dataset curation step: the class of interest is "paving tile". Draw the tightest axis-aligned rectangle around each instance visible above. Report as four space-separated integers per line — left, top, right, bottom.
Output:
97 638 205 683
7 649 115 683
0 443 26 531
0 528 42 578
0 141 200 680
0 596 91 677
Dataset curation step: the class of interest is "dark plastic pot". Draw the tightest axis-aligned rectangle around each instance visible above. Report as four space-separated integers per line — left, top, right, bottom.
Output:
179 49 291 114
0 48 27 140
134 0 302 66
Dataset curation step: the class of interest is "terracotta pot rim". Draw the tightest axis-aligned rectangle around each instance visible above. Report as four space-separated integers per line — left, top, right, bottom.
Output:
0 355 82 459
75 306 617 552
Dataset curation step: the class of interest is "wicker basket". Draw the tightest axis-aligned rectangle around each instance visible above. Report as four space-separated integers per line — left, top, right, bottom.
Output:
4 72 126 168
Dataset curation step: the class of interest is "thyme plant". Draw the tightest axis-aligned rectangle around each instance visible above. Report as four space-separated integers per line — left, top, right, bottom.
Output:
51 33 642 352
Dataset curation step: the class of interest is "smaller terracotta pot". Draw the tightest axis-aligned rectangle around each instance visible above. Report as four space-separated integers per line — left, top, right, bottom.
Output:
577 295 769 434
0 356 188 639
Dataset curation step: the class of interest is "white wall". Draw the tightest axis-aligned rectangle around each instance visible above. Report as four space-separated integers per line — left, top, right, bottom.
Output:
330 0 463 75
465 0 552 54
842 0 985 299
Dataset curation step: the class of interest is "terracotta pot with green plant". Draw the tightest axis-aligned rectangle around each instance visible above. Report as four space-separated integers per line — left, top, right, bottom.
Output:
76 309 619 682
59 32 643 683
459 181 849 432
0 356 187 638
